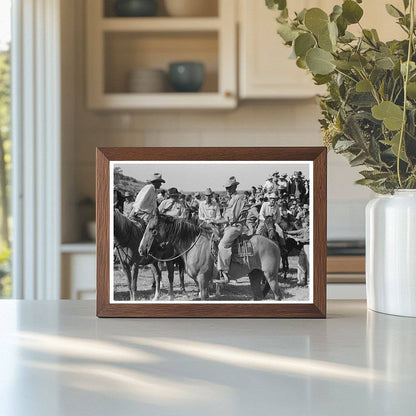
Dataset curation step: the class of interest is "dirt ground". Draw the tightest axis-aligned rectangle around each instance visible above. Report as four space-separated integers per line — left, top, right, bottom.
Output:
113 255 310 302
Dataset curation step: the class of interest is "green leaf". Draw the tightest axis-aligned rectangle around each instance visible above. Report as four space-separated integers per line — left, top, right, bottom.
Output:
350 53 368 69
350 152 368 167
330 5 343 22
382 132 409 162
375 56 395 70
294 33 315 57
336 15 348 36
356 79 372 92
355 178 377 185
359 170 391 180
342 0 363 24
306 48 335 75
339 31 356 42
296 57 307 69
313 74 332 85
371 29 380 42
372 101 404 130
334 139 356 152
385 4 403 18
304 8 329 35
318 32 333 52
295 8 307 22
277 23 299 42
266 0 287 11
407 82 416 99
333 59 353 70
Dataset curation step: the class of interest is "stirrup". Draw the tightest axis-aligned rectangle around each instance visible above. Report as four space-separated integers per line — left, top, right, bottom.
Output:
213 271 229 284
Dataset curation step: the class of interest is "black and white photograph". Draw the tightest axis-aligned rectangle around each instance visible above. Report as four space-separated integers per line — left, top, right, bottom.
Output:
110 161 313 303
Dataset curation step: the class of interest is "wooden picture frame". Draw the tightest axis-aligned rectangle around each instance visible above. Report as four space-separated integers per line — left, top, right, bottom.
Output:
97 147 327 318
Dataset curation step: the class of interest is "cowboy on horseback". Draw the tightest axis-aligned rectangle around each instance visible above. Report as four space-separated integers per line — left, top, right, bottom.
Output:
129 173 165 222
216 176 246 283
158 187 186 218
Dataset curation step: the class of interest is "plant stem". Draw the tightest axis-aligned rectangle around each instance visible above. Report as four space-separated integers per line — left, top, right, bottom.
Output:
397 0 415 188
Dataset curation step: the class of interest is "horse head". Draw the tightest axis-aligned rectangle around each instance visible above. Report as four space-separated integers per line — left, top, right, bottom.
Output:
138 213 161 257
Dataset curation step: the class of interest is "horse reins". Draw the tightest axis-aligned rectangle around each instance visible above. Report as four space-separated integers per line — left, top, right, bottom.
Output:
148 232 202 262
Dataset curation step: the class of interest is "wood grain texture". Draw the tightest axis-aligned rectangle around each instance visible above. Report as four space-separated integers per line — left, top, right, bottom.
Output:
96 147 327 318
327 256 365 274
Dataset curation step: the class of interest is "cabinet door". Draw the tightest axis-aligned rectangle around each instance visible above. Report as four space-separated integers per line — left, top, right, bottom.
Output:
239 0 321 99
239 0 403 99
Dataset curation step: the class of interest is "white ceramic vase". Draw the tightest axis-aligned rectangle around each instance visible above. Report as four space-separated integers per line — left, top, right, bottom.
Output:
366 190 416 317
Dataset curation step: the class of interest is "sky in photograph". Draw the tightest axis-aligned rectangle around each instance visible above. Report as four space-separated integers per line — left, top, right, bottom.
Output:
116 162 311 193
0 0 11 50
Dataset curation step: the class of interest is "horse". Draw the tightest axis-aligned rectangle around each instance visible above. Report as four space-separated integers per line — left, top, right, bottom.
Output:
113 209 161 301
262 216 301 278
114 210 185 301
139 213 283 301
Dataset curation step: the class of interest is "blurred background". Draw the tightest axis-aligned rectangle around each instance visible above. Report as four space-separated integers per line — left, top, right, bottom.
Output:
0 0 404 300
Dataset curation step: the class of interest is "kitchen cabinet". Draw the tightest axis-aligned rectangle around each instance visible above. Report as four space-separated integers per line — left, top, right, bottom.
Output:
239 0 324 99
238 0 404 99
86 0 237 109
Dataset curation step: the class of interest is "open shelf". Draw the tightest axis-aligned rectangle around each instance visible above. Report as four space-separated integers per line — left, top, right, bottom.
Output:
86 0 236 109
103 0 219 18
101 17 221 32
104 31 219 94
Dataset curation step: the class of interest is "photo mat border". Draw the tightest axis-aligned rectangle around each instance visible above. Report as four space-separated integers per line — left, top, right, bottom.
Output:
97 147 327 318
109 160 314 305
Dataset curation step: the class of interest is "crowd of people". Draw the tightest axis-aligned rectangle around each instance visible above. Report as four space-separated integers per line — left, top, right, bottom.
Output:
115 170 310 283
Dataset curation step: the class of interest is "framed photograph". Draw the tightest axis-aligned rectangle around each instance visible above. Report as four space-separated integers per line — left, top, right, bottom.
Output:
97 147 327 318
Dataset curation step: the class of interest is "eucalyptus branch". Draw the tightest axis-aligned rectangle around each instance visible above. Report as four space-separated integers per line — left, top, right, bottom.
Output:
397 0 415 188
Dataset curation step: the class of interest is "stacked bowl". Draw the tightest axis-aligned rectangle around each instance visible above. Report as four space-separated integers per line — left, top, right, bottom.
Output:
127 68 167 93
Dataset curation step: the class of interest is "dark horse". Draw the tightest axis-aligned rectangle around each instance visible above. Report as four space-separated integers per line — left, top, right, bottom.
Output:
262 216 301 278
114 210 185 300
114 209 161 300
139 213 283 301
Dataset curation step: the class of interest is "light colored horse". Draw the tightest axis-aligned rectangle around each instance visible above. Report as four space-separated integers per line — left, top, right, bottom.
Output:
139 214 283 301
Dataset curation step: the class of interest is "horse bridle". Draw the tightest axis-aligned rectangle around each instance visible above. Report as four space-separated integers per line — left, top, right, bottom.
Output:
147 232 202 262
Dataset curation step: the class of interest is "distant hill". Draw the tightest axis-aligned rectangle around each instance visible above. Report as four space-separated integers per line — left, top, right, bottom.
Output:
114 167 146 195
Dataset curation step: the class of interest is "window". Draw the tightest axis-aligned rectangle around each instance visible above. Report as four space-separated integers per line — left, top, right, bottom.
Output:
0 0 11 298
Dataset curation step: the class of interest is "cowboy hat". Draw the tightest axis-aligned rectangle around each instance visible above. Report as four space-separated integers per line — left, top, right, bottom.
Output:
167 187 180 197
224 176 240 188
147 173 165 183
204 188 213 196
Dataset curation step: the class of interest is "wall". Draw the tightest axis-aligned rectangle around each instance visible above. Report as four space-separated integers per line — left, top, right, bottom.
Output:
61 0 374 243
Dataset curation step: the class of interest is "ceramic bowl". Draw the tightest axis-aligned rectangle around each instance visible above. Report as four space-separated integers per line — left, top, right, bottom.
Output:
127 68 167 93
114 0 158 17
168 62 205 93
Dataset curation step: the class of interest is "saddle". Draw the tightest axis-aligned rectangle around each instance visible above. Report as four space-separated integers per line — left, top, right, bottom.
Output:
210 230 254 267
232 235 254 261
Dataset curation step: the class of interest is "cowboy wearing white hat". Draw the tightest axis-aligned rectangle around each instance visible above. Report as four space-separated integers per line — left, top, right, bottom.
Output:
129 173 165 222
215 176 246 283
198 187 221 223
158 187 186 218
257 192 281 237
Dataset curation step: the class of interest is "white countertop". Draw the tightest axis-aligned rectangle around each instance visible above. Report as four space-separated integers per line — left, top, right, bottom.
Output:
0 300 415 416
